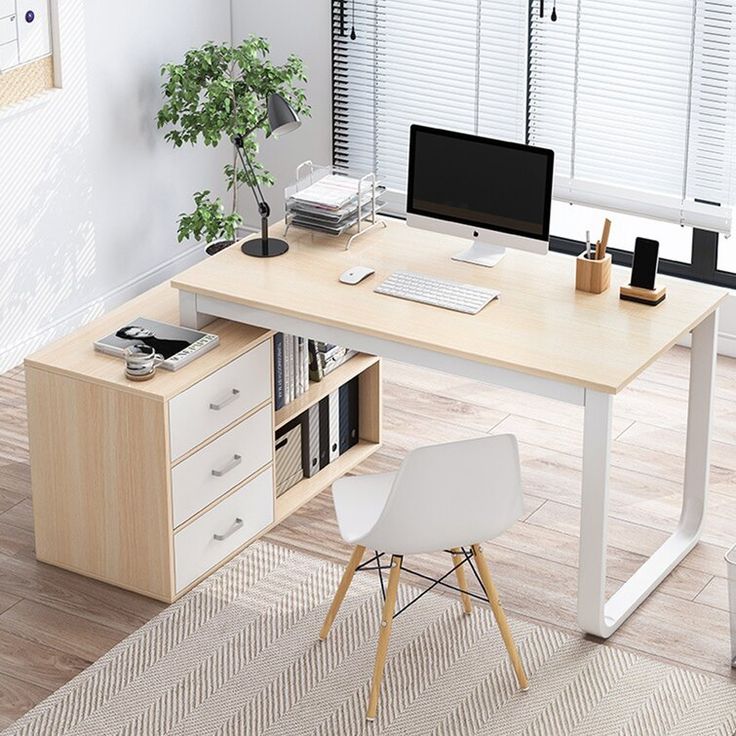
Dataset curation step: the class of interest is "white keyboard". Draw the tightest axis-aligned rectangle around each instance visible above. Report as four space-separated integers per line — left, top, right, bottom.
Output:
374 271 500 314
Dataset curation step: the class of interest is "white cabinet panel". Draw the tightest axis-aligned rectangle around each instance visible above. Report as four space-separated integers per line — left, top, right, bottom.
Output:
0 0 15 19
16 0 49 63
174 467 274 592
0 40 17 69
168 340 271 460
0 14 16 45
171 405 273 527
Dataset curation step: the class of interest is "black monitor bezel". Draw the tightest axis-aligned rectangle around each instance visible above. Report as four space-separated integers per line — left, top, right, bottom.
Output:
406 124 555 242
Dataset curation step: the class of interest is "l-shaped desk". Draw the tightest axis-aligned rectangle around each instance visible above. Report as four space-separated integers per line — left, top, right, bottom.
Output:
173 217 727 639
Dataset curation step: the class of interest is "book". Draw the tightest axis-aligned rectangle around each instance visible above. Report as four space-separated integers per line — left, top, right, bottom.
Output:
284 336 293 404
339 375 360 454
318 396 330 470
305 404 321 478
273 333 285 410
94 317 219 371
308 339 356 382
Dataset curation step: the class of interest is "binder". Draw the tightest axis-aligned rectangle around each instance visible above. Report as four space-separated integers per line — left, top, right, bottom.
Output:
328 389 340 463
318 396 330 470
273 333 285 410
339 376 360 454
305 404 321 478
284 335 292 404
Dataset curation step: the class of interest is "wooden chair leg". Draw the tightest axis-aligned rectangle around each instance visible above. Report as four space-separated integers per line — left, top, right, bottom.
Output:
471 543 529 691
451 547 473 614
366 554 402 721
320 545 366 641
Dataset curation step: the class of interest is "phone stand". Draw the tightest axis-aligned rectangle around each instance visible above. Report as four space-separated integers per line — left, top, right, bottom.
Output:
619 284 667 305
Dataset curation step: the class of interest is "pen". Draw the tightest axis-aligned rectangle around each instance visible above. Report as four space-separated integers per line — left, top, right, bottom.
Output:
585 230 591 259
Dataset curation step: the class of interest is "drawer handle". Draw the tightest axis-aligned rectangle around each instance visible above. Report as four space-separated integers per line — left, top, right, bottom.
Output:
211 454 242 478
209 388 240 411
213 517 243 541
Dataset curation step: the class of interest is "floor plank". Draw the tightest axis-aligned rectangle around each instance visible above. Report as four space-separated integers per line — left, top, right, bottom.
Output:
0 599 125 662
0 498 33 531
0 673 49 729
0 629 89 691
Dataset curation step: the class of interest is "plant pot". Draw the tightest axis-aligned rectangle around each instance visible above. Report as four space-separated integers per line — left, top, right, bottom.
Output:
205 239 235 257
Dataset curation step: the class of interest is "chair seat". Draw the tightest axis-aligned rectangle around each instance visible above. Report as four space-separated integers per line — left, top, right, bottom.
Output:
332 472 396 546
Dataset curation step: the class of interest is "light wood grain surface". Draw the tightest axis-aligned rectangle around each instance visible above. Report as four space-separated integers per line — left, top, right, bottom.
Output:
1 343 736 724
172 218 727 394
26 367 174 601
24 283 271 402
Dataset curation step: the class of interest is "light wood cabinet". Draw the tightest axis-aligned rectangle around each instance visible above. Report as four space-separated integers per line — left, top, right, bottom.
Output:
25 282 381 602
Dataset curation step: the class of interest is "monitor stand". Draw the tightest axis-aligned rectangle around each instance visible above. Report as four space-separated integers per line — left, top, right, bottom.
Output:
451 240 506 268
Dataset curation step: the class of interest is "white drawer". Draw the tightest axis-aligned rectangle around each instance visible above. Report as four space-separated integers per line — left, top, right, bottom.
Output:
174 466 274 592
0 14 17 45
0 39 17 69
171 405 272 527
169 340 271 460
0 0 15 20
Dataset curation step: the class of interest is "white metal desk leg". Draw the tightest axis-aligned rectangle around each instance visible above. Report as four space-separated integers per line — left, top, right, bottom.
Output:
577 310 719 638
681 309 718 538
577 390 614 636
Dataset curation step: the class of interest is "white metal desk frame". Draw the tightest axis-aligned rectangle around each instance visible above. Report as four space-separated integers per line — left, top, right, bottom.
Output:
179 290 718 639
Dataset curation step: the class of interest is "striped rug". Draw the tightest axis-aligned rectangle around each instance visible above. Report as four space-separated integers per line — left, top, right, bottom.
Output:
3 542 736 735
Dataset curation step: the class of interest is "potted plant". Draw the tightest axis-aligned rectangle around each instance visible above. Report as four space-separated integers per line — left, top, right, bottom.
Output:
156 36 310 254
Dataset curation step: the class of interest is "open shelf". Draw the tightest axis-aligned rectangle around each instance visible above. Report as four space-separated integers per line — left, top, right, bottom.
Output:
274 440 380 522
274 353 379 431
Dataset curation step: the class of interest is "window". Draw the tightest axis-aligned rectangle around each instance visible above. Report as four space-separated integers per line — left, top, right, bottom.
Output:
332 0 529 194
529 0 736 233
332 0 736 286
333 0 736 228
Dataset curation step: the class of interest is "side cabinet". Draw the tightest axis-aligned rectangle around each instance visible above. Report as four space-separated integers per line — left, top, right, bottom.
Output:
24 284 382 602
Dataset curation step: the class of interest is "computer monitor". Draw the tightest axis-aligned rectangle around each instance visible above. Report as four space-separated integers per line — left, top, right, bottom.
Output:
406 125 554 267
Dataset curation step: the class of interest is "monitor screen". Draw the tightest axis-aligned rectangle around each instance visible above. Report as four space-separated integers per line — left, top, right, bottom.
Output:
407 126 554 240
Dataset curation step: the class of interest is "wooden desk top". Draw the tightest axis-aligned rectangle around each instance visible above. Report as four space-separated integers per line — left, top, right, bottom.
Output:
25 283 271 401
172 218 727 394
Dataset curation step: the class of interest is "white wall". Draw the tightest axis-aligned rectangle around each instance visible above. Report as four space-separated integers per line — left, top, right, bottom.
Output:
231 0 332 228
0 0 231 372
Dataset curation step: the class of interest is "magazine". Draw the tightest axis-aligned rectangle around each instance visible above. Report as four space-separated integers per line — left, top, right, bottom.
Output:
94 317 219 371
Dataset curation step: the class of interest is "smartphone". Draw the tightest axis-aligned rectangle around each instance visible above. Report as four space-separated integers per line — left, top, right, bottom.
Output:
630 238 659 290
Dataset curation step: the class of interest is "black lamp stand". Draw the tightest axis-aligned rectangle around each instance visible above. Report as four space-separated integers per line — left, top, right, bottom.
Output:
233 135 289 258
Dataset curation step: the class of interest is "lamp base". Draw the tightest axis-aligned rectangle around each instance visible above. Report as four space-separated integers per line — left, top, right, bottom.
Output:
241 238 289 258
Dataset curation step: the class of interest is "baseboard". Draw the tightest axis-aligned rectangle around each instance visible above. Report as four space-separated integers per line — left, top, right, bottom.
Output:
0 243 206 374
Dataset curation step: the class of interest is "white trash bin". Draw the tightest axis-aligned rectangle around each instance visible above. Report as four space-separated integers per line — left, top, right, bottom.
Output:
727 543 736 667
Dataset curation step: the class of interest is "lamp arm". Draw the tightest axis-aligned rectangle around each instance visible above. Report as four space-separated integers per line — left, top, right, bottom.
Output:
233 136 267 208
233 138 271 244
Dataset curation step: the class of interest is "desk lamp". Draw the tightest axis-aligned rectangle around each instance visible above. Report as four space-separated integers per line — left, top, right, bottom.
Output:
234 93 301 258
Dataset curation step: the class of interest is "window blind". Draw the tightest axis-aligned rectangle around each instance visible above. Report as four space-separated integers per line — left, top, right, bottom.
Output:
333 0 736 233
332 0 529 196
530 0 736 233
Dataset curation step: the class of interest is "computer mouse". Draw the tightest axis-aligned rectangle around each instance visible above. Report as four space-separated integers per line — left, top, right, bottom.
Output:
339 266 375 285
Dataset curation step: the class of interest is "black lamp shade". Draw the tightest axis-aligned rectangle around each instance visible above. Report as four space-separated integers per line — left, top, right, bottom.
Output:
266 93 301 139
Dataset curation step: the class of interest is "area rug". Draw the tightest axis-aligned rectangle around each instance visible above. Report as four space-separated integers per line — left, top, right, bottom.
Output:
3 542 736 735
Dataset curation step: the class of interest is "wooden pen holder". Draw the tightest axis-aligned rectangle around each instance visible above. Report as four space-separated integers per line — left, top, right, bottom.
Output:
576 253 611 294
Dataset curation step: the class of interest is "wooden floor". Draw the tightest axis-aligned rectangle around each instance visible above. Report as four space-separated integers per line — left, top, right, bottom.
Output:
1 347 736 726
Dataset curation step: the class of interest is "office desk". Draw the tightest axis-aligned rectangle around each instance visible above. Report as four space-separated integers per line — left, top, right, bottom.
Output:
173 218 727 638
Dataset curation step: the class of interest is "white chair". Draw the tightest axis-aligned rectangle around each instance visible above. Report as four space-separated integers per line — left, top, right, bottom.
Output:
319 434 529 721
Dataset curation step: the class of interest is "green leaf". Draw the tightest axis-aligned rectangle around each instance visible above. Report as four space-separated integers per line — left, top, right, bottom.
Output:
158 35 310 243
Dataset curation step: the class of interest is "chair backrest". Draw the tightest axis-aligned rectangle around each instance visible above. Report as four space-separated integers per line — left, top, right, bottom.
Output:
366 434 523 556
